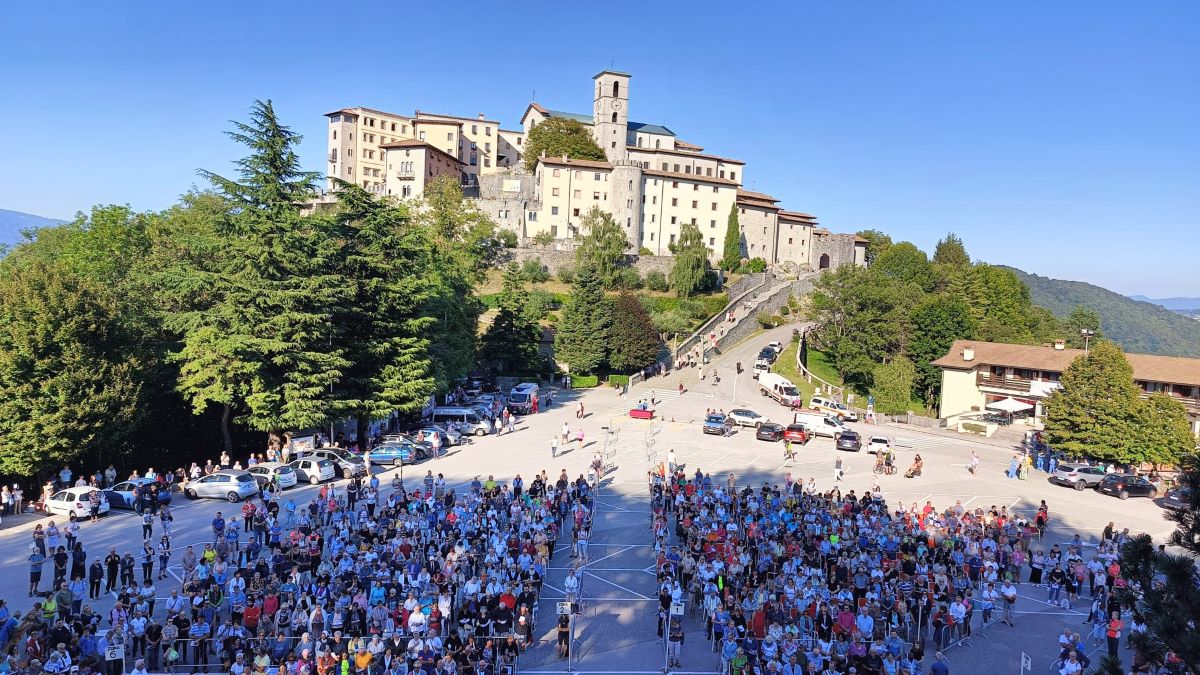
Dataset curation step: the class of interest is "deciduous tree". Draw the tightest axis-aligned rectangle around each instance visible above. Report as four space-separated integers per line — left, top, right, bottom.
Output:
870 357 916 415
855 229 893 266
872 242 938 292
522 117 606 172
1134 393 1196 466
607 293 662 373
907 296 976 404
574 207 629 289
668 223 711 299
1042 340 1139 462
1064 306 1104 348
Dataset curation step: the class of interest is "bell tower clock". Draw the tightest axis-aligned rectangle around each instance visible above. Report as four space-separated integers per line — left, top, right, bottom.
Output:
592 70 630 163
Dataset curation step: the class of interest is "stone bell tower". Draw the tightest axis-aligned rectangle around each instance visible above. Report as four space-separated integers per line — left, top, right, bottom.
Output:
592 70 630 163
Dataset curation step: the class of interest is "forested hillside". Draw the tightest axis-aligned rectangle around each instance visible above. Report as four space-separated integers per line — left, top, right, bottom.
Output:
1004 267 1200 357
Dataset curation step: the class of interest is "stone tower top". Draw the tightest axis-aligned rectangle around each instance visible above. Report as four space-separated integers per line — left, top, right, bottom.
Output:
593 72 630 163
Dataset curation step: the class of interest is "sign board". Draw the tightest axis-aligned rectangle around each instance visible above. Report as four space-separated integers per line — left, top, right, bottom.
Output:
502 179 521 193
1020 652 1031 672
105 645 124 662
867 395 875 407
288 435 316 454
557 602 572 616
670 602 685 616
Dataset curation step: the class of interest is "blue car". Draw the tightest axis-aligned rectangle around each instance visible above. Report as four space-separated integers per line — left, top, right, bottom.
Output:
703 413 731 436
368 440 428 467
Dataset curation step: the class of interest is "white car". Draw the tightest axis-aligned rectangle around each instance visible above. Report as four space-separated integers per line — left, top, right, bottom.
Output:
247 462 299 490
767 341 784 355
727 408 768 428
867 435 891 455
809 396 859 422
45 487 110 518
289 458 337 485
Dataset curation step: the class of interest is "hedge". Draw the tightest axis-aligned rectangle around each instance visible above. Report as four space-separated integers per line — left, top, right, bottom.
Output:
606 374 631 387
570 374 599 388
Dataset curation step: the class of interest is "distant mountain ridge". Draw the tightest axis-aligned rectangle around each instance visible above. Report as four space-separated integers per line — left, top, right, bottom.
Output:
0 209 66 247
1129 295 1200 312
1002 267 1200 358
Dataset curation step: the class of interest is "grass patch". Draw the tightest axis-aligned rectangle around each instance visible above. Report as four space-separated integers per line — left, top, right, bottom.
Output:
805 348 842 387
772 340 818 403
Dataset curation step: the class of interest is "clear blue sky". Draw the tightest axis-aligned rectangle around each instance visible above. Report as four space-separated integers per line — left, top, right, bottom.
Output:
2 2 1196 296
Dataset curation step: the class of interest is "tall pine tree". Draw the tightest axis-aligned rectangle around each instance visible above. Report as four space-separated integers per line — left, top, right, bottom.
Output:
720 203 742 271
554 262 610 375
480 263 542 374
165 100 348 437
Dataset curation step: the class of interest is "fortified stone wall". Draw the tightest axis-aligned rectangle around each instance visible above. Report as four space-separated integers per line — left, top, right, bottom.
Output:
505 248 674 277
811 233 858 270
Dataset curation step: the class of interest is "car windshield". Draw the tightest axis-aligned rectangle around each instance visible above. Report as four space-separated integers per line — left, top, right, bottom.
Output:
509 393 529 403
233 474 254 483
706 415 725 423
779 386 798 395
278 466 294 474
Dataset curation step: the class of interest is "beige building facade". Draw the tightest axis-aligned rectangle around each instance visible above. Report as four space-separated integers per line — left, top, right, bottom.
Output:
933 339 1200 435
380 140 464 200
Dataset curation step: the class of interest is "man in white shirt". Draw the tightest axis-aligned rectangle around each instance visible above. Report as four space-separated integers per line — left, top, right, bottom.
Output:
563 570 580 603
1000 580 1018 626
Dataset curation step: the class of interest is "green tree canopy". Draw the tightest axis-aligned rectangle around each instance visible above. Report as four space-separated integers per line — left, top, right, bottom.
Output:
608 293 662 373
870 357 916 415
668 223 711 299
523 117 606 172
554 262 611 375
855 229 893 266
574 207 629 289
1043 340 1140 462
872 242 938 292
480 263 542 374
0 258 146 475
1134 393 1196 466
719 203 742 271
932 232 971 268
907 296 976 404
1064 306 1104 348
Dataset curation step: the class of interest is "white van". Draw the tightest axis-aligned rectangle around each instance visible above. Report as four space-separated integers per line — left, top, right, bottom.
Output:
507 382 540 414
809 395 859 422
758 373 803 407
752 361 770 379
790 409 846 438
430 406 492 436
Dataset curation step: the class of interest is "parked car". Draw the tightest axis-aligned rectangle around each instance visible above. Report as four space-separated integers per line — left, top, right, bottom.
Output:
410 425 462 447
1049 463 1108 491
247 462 299 490
757 348 778 365
809 396 859 422
45 487 110 518
104 477 156 510
866 436 891 455
752 361 770 379
702 413 730 435
766 341 784 355
727 409 768 428
184 470 259 503
288 458 337 485
835 430 862 452
1095 474 1158 500
783 424 811 444
1160 486 1192 510
756 422 785 442
370 440 427 467
307 448 368 478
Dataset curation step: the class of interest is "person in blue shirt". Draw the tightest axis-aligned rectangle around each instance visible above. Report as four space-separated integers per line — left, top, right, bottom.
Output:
210 513 225 545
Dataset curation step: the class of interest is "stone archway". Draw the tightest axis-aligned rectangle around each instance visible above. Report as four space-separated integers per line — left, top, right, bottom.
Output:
819 253 830 269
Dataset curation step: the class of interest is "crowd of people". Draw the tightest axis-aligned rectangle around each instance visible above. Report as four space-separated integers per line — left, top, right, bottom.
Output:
643 465 1175 675
6 446 599 675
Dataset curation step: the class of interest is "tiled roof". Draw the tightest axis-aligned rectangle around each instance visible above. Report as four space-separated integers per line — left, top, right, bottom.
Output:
628 121 676 137
628 146 744 165
933 340 1200 386
643 169 739 187
778 210 817 222
324 107 411 120
412 118 463 127
538 156 612 170
674 139 704 152
414 111 499 125
737 189 778 203
379 140 464 165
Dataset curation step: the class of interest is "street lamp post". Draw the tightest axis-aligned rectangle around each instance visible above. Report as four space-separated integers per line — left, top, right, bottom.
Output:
1081 328 1095 354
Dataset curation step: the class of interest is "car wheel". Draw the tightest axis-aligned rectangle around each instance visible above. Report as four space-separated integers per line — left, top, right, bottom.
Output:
185 489 197 500
69 510 77 519
1118 490 1129 500
760 389 767 397
476 428 486 437
309 476 319 485
1074 480 1087 491
227 492 241 503
393 458 404 468
1148 489 1158 499
754 421 762 429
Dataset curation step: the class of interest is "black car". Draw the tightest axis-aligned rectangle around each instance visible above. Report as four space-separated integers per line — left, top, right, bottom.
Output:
756 423 784 442
835 430 862 452
1159 486 1191 510
758 348 778 364
1095 474 1158 500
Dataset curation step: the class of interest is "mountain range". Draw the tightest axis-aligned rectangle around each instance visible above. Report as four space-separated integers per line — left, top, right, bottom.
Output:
1004 267 1200 358
1128 295 1200 312
0 209 65 247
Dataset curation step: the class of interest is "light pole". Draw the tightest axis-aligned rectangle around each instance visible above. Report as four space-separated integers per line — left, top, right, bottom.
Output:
1081 328 1095 354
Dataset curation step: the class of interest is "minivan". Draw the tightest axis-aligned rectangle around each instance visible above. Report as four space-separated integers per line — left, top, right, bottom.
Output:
430 406 492 436
790 410 846 438
507 383 540 414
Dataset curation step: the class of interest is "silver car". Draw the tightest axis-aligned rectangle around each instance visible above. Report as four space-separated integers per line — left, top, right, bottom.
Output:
1049 463 1107 491
183 470 259 503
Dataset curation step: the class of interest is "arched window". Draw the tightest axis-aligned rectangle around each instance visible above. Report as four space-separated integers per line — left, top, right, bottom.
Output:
611 112 617 123
819 253 831 269
613 81 620 98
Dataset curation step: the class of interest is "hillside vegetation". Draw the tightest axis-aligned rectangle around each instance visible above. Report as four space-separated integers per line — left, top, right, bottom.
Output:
1003 267 1200 357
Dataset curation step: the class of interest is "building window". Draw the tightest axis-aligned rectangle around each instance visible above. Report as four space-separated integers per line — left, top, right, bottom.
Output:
332 130 337 140
628 180 633 189
709 238 715 245
484 157 490 167
553 168 561 177
573 208 580 216
692 201 698 208
593 192 600 200
627 199 633 208
551 206 559 215
662 163 669 171
552 188 560 196
685 166 692 174
672 181 679 188
731 171 737 181
707 168 713 176
637 137 643 147
671 198 678 206
594 173 601 181
711 202 718 210
670 234 676 244
529 211 538 221
788 238 793 244
419 131 426 141
670 216 676 224
472 125 477 134
650 215 656 223
693 184 699 191
673 164 680 172
713 186 718 193
763 227 767 234
711 220 716 228
402 185 412 197
650 232 655 240
719 170 725 178
486 127 492 136
652 196 657 204
691 218 696 225
655 138 661 149
611 112 617 123
613 81 620 97
573 190 581 198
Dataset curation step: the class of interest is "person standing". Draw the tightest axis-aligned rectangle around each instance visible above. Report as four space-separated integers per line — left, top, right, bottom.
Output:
1000 579 1017 626
667 616 684 668
969 451 979 476
28 545 46 597
1106 610 1123 659
551 436 559 459
833 457 844 483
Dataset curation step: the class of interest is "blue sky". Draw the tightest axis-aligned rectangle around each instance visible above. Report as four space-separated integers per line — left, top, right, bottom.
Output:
1 2 1196 295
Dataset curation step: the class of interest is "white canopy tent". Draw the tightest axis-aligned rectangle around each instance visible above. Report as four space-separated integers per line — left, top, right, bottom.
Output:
986 397 1034 413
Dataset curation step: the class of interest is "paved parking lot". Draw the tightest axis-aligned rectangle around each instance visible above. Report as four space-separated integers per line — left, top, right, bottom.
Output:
0 332 1176 673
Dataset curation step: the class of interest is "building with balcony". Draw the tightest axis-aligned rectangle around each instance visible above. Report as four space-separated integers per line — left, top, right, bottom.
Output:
933 339 1200 435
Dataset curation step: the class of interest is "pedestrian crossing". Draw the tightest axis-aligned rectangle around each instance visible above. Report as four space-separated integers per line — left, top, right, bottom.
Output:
890 434 961 451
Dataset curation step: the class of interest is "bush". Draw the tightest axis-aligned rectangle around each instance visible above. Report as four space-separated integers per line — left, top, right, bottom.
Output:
758 313 786 328
557 264 575 284
616 267 643 290
521 258 550 283
779 304 791 316
747 257 767 273
638 246 654 256
532 231 555 246
498 229 518 248
607 374 631 386
526 290 561 318
645 270 669 292
570 374 599 388
544 313 559 324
